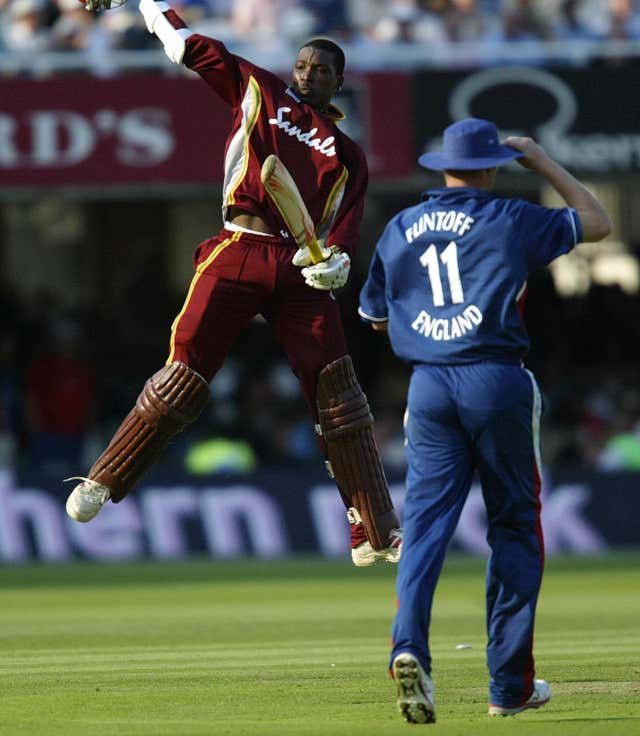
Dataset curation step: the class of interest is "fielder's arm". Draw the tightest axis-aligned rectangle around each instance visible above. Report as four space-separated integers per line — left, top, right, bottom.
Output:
358 245 389 327
503 136 612 242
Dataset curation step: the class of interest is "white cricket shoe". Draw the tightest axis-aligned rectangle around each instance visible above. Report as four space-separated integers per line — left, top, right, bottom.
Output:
65 477 111 522
351 528 403 566
392 652 436 724
489 679 551 716
347 507 403 567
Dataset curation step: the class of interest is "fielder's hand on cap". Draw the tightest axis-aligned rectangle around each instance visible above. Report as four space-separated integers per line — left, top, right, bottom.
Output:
299 245 351 290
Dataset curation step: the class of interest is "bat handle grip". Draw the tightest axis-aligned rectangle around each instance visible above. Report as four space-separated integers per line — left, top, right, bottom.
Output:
308 238 331 264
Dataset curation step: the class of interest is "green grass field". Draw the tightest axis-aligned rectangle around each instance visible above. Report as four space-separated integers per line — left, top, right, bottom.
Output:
1 554 638 736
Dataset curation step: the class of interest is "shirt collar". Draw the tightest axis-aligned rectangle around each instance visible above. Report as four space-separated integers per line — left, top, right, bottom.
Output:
326 104 346 122
286 87 345 121
420 186 493 202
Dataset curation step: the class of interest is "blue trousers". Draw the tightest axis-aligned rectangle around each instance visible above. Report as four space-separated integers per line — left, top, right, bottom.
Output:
390 362 545 708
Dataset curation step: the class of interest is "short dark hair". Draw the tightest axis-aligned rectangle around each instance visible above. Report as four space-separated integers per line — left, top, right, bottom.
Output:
300 38 345 76
444 168 496 176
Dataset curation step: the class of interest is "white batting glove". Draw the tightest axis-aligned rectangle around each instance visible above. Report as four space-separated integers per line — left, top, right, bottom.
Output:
301 246 351 290
139 0 163 32
139 0 189 63
292 241 331 267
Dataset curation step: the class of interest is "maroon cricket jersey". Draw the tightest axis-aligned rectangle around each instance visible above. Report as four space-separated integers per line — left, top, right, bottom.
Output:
164 9 368 256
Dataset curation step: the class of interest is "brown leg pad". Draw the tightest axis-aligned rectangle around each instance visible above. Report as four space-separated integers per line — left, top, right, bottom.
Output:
88 362 209 502
317 355 399 550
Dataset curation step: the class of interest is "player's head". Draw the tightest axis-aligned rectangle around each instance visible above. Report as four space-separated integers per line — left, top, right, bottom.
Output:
291 39 345 112
418 118 522 189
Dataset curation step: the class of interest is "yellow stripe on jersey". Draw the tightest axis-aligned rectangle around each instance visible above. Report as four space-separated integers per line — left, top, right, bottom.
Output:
227 76 262 206
317 165 349 239
166 231 243 364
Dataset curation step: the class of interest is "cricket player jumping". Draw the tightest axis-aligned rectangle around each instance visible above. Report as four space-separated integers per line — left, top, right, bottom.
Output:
65 0 402 566
359 118 611 722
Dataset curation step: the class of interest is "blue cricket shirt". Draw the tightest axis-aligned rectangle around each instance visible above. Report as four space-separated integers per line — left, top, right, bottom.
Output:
358 186 582 365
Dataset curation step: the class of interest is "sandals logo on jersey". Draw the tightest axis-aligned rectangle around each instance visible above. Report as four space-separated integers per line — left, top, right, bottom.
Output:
268 107 336 157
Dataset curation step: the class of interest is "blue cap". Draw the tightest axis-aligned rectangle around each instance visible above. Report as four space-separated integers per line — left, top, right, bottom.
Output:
418 118 522 171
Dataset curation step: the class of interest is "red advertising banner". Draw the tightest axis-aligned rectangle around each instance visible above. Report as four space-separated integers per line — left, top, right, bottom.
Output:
0 73 412 188
0 75 229 187
356 71 413 178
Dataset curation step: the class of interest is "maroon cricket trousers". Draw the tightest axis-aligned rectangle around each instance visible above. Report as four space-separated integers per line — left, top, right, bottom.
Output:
168 228 349 418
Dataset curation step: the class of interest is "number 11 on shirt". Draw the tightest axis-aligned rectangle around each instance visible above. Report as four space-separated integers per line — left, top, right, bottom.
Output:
419 241 464 306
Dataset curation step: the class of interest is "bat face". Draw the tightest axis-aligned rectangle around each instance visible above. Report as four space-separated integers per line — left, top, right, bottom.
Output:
266 177 315 244
261 155 327 264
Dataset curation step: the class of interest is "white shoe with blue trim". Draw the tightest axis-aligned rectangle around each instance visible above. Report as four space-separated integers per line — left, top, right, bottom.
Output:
489 679 551 716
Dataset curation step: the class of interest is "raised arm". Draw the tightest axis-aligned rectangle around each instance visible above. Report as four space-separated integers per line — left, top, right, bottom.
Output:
503 136 612 242
138 0 248 106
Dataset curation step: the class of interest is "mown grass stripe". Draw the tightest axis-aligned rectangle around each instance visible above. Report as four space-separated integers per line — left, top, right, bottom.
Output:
0 554 638 736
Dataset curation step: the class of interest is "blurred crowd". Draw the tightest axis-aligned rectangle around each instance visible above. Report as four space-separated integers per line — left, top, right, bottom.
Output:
1 0 639 481
1 0 639 67
2 267 640 482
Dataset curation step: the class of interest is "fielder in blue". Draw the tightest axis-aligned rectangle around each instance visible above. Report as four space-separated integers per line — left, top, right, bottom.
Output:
358 118 611 724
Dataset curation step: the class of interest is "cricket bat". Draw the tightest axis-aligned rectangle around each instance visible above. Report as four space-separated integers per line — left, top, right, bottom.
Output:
261 154 329 264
